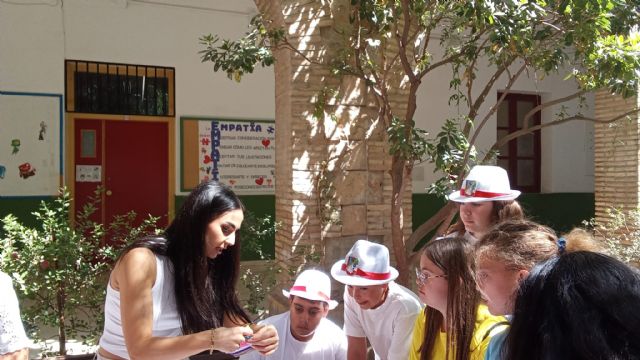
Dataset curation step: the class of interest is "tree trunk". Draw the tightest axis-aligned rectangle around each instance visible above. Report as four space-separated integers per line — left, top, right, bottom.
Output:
390 155 410 286
407 203 457 248
57 284 66 356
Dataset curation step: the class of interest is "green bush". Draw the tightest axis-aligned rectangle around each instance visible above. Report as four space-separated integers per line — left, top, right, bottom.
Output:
584 208 640 266
0 188 159 356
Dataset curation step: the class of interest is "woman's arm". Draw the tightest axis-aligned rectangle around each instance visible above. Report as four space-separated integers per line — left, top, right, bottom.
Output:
222 314 278 355
116 248 251 360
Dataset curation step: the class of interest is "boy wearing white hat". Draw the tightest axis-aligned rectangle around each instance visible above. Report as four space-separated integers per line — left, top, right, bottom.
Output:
444 165 524 243
331 240 421 360
241 269 347 360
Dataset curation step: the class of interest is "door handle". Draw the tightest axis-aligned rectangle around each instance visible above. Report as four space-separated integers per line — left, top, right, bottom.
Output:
106 190 113 196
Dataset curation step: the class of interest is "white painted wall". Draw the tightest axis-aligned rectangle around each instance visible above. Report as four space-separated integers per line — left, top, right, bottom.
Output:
412 48 595 194
0 0 593 195
0 0 274 195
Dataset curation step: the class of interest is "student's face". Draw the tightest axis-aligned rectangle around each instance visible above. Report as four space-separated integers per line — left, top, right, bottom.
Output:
459 202 494 236
289 296 329 341
204 209 244 259
417 253 449 313
475 257 528 315
347 284 388 310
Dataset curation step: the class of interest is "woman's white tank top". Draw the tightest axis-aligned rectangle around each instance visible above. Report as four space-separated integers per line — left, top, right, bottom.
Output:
99 254 182 359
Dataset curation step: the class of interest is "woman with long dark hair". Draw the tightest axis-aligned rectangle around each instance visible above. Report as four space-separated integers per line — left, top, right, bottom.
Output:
504 251 640 360
97 181 278 360
409 237 507 360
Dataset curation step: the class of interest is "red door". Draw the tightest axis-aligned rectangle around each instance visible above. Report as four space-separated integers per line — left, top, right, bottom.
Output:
74 119 169 242
74 119 103 224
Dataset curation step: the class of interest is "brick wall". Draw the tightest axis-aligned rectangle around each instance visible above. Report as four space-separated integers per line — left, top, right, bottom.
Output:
255 0 414 297
594 90 640 224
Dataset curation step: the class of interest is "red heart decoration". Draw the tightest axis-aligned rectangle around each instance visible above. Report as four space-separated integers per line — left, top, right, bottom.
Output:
255 177 264 185
203 155 212 164
261 139 271 148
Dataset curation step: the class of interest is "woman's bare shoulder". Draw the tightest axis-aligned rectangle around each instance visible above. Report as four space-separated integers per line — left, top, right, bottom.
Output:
111 247 157 290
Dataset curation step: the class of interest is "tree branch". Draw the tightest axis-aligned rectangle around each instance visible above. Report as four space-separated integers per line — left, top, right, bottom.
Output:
406 202 457 251
277 38 326 66
465 37 497 119
455 61 526 183
397 0 418 83
468 61 526 143
522 90 588 130
486 108 640 159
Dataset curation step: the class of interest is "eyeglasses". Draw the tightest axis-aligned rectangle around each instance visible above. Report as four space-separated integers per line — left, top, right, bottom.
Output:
415 267 447 285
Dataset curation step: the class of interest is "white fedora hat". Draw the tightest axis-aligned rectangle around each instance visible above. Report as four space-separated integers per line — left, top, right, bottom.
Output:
447 165 521 203
282 269 338 310
330 240 399 286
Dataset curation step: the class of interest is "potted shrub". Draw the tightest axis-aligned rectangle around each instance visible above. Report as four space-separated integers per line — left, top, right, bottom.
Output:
0 188 159 358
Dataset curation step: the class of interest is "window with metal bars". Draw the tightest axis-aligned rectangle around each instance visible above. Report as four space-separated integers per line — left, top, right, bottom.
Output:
65 60 175 116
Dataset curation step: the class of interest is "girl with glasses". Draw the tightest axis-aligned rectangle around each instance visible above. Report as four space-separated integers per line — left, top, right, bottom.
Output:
409 237 507 360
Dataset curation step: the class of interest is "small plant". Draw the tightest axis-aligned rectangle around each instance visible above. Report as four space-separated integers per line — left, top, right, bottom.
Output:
239 213 280 319
0 187 159 356
238 213 323 320
583 208 640 266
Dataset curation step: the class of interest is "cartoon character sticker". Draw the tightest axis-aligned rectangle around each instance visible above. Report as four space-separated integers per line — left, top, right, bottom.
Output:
18 163 36 179
11 139 20 154
39 121 47 141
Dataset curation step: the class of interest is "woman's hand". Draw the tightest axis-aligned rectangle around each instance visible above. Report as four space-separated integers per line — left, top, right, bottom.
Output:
248 324 278 355
212 325 253 353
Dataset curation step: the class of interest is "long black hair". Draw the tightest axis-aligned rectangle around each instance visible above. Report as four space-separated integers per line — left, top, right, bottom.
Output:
121 181 250 333
504 251 640 360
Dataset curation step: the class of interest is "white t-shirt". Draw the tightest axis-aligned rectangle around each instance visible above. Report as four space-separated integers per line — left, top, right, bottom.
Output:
343 282 422 360
240 311 347 360
0 272 29 355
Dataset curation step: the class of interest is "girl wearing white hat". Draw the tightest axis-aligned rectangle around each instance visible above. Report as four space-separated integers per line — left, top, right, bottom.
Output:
445 165 524 243
331 240 421 360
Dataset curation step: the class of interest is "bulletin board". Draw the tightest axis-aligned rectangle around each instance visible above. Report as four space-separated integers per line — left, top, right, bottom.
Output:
0 91 63 197
180 117 275 195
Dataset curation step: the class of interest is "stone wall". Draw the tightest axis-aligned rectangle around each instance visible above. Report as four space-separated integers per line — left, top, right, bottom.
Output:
254 0 414 304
